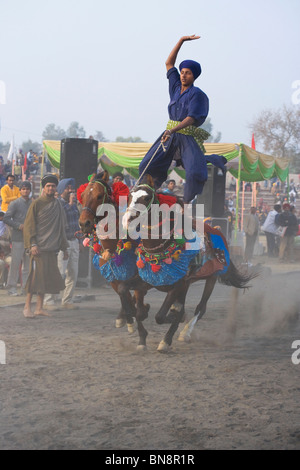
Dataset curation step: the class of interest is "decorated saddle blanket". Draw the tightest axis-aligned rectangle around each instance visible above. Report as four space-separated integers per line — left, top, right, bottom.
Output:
136 228 230 287
83 234 138 282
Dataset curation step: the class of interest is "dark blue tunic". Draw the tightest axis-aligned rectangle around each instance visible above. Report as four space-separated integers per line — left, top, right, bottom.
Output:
139 67 226 202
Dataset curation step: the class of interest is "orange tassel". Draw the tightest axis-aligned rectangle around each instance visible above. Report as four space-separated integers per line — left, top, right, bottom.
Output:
137 258 145 268
102 249 112 261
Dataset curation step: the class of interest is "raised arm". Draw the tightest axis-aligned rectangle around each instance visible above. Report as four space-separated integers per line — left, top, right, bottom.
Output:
165 35 200 71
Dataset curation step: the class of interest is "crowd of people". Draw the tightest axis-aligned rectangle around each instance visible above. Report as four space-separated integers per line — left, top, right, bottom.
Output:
0 172 81 318
0 151 41 187
224 180 300 265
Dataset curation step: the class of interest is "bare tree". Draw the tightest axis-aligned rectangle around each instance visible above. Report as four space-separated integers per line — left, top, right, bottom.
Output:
249 105 300 158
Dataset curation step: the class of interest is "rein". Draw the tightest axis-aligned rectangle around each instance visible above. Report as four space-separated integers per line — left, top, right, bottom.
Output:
134 141 166 188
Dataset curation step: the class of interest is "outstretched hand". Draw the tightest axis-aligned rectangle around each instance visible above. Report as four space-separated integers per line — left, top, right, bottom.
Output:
181 35 200 42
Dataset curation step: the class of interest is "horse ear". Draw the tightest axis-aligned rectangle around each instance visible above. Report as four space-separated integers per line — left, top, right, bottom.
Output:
89 173 96 182
102 170 110 183
145 174 155 188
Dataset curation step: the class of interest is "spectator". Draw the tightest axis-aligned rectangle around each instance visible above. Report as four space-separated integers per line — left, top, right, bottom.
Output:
276 202 299 263
112 172 124 184
44 178 80 309
243 206 259 263
224 203 233 241
3 181 32 296
261 204 282 257
163 179 176 195
23 174 69 318
0 210 11 288
0 159 6 187
0 174 21 212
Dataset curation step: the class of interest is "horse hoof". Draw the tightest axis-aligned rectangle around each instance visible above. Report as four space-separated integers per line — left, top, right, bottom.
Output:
170 301 183 314
127 322 136 334
178 332 191 343
157 340 171 353
137 344 147 352
115 318 126 328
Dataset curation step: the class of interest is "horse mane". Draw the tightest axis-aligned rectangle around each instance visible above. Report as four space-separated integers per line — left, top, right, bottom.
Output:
93 172 112 195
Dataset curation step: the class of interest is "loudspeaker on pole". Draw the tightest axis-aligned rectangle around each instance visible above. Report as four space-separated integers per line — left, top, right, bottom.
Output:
60 138 98 188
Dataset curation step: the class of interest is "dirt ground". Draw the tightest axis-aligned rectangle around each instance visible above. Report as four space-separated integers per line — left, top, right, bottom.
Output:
0 269 300 451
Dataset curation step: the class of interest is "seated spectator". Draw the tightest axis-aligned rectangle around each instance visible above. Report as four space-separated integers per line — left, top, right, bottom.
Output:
163 179 176 195
0 210 11 288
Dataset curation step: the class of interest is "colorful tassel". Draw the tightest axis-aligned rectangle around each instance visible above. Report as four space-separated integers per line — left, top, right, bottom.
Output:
83 237 90 247
114 254 123 266
137 258 145 269
151 264 162 273
102 249 112 261
93 243 101 253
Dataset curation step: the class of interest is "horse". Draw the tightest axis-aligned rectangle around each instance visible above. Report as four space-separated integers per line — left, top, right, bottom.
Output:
122 174 258 349
78 171 150 335
78 171 201 352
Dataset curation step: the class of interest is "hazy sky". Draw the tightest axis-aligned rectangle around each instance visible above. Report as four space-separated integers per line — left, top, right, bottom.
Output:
0 0 299 150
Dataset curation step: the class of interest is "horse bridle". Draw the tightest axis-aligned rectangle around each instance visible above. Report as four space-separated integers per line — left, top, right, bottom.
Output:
131 184 159 213
81 180 112 219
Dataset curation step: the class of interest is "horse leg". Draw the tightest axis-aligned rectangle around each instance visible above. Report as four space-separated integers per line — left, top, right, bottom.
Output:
157 302 186 353
166 282 189 323
155 287 180 325
134 289 150 321
115 281 136 334
131 288 150 351
156 284 188 353
110 281 127 328
178 276 217 343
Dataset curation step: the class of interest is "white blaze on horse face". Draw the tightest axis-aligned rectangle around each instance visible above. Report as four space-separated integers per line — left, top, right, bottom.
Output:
122 189 148 229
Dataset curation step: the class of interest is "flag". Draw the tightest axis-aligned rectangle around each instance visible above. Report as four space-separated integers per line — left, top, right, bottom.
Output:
7 135 16 163
251 133 256 206
24 152 27 171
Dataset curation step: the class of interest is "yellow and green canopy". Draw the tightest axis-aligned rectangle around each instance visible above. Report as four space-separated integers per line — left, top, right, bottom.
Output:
43 140 289 182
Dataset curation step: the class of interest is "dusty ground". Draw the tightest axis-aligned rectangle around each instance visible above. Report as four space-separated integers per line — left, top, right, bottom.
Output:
0 268 300 451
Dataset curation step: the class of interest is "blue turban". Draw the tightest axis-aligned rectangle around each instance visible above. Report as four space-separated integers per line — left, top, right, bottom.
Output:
57 178 75 195
179 60 201 80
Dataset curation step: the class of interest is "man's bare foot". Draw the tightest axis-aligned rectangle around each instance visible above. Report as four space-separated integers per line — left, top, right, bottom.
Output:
23 308 35 318
34 310 51 317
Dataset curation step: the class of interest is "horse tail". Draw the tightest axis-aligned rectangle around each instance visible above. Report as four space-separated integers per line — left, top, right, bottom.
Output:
217 260 260 289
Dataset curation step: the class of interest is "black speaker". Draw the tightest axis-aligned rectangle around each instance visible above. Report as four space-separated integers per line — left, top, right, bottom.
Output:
60 138 98 188
196 166 226 217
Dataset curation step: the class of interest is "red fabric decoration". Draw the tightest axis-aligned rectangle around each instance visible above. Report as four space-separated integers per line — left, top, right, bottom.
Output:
151 264 162 273
93 243 101 253
157 193 177 207
111 182 129 206
77 183 89 205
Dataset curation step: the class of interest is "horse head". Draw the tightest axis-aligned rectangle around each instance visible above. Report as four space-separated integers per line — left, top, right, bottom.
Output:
79 170 112 234
122 174 157 230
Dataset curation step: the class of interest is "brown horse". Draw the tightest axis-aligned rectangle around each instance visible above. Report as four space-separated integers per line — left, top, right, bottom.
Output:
123 174 257 350
78 171 150 335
